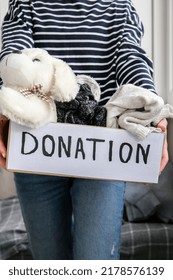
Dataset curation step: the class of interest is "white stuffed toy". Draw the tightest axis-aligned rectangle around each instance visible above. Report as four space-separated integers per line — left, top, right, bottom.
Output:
0 48 101 128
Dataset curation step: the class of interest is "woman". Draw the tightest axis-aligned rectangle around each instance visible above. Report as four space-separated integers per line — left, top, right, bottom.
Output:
0 0 168 259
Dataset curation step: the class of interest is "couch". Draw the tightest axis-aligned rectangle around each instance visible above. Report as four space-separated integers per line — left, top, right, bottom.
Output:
120 162 173 260
0 163 173 260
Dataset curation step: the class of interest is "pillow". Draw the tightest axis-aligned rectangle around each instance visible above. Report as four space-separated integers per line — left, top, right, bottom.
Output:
0 197 29 259
120 222 173 260
125 163 173 222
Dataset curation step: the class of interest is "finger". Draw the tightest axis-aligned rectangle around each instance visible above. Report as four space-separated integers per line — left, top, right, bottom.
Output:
0 116 8 168
0 137 7 168
0 142 7 159
0 156 6 169
156 118 168 132
160 137 169 173
160 156 168 173
0 139 7 168
160 155 169 173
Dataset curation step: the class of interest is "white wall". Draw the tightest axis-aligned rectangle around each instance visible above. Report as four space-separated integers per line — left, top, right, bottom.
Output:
0 0 8 22
133 0 153 58
133 0 173 102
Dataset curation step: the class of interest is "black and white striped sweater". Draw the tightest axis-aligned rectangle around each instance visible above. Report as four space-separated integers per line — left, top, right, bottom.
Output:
0 0 156 105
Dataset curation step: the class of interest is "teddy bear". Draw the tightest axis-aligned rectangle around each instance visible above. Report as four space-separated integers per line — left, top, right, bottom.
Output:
0 48 106 128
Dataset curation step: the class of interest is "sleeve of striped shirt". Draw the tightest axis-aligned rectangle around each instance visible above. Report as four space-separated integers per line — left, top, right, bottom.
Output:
115 1 156 94
0 0 34 61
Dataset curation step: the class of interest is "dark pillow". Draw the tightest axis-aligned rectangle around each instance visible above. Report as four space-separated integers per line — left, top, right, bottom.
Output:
120 222 173 259
0 197 30 259
125 163 173 222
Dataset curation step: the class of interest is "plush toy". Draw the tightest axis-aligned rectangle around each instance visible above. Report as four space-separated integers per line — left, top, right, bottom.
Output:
0 48 106 128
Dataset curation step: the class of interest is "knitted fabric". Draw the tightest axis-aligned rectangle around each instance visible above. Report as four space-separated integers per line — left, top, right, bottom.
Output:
55 84 107 127
105 84 173 140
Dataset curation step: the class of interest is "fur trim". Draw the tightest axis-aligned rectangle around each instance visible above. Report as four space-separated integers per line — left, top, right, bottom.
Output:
0 86 56 128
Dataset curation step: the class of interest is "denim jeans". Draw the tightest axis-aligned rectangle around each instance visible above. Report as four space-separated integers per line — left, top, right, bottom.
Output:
14 173 126 260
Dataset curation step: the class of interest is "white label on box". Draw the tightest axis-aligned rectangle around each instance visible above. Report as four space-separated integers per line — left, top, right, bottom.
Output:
7 122 164 183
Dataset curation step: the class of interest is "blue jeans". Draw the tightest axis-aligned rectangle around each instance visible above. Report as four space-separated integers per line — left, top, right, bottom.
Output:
14 173 125 260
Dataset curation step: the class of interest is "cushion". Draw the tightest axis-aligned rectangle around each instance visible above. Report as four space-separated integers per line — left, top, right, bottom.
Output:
120 222 173 260
0 197 30 259
125 163 173 222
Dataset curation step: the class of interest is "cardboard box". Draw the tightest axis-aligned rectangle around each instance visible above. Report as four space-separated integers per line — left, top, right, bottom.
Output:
7 121 164 183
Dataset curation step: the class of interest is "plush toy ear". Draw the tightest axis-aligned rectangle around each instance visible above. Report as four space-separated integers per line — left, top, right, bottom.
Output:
51 58 79 102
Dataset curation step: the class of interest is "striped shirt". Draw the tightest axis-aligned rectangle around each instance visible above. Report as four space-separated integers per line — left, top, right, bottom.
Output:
0 0 156 105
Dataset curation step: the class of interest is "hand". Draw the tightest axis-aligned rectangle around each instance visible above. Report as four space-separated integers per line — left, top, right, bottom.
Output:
156 118 169 173
0 115 9 169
